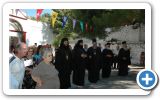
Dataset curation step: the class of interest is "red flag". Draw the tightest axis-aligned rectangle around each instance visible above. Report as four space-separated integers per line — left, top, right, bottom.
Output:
90 26 94 32
36 9 43 21
85 22 88 32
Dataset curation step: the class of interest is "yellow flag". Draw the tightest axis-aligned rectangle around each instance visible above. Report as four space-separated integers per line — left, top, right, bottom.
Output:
51 11 58 27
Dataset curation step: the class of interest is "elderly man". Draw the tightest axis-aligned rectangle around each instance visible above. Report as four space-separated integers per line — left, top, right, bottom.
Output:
9 42 28 89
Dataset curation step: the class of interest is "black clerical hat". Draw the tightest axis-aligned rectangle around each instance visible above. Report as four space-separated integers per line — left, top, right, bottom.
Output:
106 42 111 45
62 38 68 42
122 41 127 44
92 38 97 43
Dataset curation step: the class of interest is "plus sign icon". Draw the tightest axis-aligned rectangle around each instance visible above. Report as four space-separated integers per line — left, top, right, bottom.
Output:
137 69 158 90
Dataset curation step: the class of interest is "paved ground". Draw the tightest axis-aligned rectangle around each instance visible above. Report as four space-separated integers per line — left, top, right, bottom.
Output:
70 65 145 89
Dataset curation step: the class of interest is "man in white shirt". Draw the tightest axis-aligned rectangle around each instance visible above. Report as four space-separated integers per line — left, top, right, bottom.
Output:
9 45 15 60
9 42 28 89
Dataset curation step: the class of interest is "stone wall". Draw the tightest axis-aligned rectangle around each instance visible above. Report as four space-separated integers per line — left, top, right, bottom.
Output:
105 24 145 42
105 25 145 65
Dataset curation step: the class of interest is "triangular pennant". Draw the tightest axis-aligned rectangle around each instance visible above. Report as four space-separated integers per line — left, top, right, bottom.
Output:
36 9 43 21
51 11 58 28
80 21 84 32
85 22 88 32
15 9 19 15
62 16 68 28
72 19 77 30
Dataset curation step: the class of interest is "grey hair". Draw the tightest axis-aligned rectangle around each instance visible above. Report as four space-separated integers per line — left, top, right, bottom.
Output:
14 42 26 54
41 48 53 58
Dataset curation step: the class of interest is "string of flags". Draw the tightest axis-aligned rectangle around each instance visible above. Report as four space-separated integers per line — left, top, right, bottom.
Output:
36 9 94 32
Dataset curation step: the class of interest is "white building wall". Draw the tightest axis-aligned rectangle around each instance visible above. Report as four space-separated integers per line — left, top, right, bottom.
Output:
24 20 55 46
9 9 56 46
9 16 56 46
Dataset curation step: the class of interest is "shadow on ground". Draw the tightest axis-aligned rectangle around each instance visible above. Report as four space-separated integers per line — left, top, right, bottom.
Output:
70 66 144 89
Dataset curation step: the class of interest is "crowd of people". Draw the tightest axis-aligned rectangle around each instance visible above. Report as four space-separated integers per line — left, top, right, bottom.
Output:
9 38 132 89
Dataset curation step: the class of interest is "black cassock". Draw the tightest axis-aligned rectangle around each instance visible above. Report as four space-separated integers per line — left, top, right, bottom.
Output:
87 47 102 83
55 47 72 89
72 48 87 86
118 48 131 76
102 49 114 78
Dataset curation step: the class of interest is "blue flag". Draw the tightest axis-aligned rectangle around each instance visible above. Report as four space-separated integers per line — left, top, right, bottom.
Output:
62 16 68 28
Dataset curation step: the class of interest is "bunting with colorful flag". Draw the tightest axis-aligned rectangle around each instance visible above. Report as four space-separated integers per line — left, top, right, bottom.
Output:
37 9 94 32
80 21 84 32
62 16 68 28
51 11 58 28
72 19 76 30
36 9 43 21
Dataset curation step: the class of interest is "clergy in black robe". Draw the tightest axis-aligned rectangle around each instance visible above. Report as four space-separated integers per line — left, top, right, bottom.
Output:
102 43 114 78
72 40 87 87
87 39 102 83
55 38 73 89
118 41 131 76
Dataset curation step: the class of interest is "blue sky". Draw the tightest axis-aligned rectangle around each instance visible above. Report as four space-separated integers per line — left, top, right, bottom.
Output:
23 9 52 17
